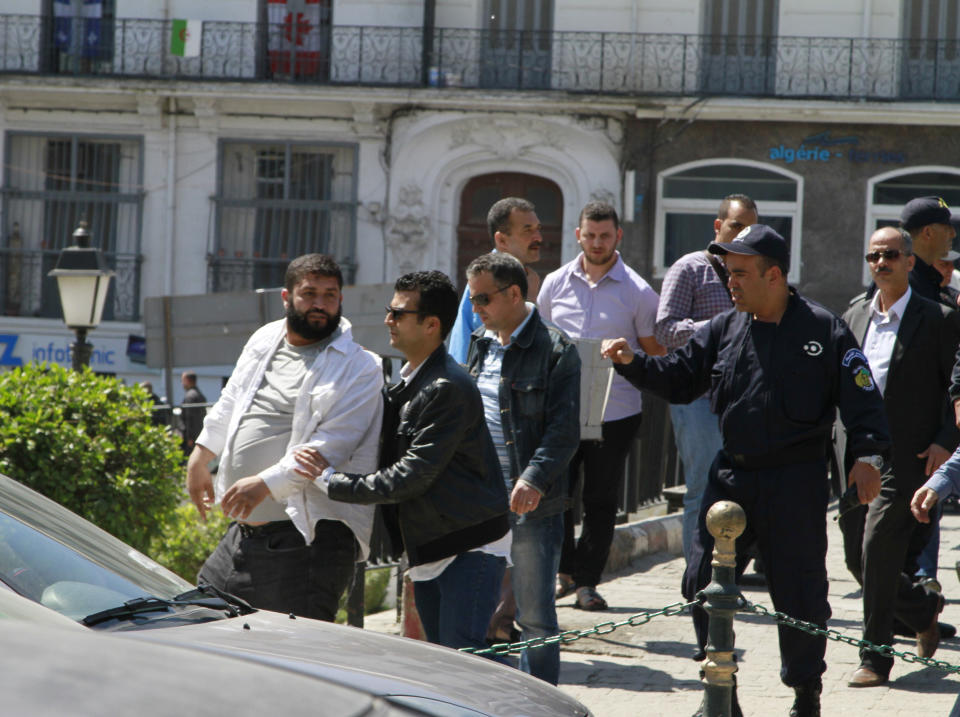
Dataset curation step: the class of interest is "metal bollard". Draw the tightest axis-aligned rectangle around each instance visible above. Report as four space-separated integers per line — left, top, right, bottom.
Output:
700 500 746 717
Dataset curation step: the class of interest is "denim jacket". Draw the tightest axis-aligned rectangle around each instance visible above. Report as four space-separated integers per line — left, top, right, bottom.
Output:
466 307 581 517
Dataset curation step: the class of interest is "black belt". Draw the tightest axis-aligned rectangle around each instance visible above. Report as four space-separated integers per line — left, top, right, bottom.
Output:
236 520 295 538
725 438 825 471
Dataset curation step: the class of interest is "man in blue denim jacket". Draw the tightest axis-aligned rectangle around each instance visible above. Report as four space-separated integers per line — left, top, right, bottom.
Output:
465 252 581 684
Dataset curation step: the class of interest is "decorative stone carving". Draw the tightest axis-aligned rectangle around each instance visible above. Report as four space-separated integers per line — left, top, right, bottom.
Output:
590 188 617 206
448 117 564 159
387 183 430 274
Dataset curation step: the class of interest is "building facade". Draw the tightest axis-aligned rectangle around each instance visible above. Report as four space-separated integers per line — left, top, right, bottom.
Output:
0 0 958 398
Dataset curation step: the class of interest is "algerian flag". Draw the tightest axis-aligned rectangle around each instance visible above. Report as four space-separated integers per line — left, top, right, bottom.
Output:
170 19 202 58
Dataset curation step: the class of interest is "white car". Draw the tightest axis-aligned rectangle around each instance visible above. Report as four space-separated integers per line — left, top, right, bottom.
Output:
0 474 591 717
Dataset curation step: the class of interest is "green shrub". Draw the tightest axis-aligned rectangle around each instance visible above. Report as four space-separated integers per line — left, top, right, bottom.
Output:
149 503 231 581
0 363 184 554
335 565 393 623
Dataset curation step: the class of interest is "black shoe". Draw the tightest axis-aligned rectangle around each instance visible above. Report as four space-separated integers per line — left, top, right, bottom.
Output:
789 678 821 717
892 619 955 639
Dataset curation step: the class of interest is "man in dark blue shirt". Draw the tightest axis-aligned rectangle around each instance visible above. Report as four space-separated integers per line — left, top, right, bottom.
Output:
602 225 891 717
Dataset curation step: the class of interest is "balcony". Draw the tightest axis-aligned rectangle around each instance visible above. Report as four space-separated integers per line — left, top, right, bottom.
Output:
1 15 960 101
0 248 141 322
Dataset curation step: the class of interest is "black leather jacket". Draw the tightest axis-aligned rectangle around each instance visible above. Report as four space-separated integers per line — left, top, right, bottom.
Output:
466 308 581 517
327 346 509 567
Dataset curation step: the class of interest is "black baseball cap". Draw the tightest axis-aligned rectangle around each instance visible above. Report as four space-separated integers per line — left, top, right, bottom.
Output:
708 224 789 267
901 196 953 231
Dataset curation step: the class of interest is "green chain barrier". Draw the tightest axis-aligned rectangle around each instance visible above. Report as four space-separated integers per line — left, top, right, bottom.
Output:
459 599 699 656
741 598 960 674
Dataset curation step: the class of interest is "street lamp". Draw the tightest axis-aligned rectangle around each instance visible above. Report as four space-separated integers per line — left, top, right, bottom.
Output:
48 220 115 371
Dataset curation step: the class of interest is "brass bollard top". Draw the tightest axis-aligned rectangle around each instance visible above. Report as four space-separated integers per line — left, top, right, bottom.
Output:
706 500 746 569
706 501 746 541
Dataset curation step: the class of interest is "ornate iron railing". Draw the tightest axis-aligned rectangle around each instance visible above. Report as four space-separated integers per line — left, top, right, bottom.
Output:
0 248 141 321
2 15 960 100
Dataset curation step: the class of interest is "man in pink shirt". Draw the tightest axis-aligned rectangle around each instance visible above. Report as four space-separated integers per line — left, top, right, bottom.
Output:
538 200 665 610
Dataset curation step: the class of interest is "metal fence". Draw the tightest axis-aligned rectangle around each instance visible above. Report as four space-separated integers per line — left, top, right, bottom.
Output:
3 15 960 101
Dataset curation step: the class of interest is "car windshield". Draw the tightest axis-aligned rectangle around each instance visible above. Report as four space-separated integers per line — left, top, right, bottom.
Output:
0 475 193 621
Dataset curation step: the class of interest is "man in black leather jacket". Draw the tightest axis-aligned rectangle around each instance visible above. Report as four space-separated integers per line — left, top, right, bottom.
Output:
465 252 580 684
293 270 510 653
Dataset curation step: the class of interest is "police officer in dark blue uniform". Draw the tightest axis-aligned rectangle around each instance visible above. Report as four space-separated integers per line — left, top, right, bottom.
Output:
602 225 891 717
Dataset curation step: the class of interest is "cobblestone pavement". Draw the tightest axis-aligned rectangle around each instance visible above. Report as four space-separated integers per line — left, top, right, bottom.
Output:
365 501 960 716
554 502 960 716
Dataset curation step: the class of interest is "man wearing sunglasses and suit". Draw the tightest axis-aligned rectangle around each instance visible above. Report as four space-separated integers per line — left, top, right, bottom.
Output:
838 224 960 687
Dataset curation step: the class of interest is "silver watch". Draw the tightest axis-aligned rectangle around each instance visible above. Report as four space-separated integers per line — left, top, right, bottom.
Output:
856 454 883 470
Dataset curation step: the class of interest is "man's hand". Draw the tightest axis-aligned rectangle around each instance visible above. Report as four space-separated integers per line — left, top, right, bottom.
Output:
293 447 331 479
601 338 635 365
221 477 271 522
954 397 960 430
911 487 941 523
186 445 216 521
510 481 541 515
918 443 951 476
848 461 881 505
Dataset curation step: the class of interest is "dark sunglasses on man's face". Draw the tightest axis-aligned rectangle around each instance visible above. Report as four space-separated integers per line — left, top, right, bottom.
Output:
865 249 904 263
385 306 421 321
468 285 510 307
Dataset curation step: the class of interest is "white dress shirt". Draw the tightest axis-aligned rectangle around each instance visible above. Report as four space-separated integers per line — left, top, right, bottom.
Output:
862 286 911 396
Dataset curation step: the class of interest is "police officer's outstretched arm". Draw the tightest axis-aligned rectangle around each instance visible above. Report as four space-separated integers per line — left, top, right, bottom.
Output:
834 324 891 504
601 319 717 405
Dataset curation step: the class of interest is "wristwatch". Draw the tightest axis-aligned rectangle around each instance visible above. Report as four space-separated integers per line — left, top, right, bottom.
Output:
856 454 883 470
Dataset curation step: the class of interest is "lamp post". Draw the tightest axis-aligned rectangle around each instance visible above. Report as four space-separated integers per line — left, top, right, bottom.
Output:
48 220 115 371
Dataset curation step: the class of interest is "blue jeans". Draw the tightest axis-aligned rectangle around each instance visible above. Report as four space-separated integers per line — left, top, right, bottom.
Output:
414 551 505 653
669 397 723 565
914 502 942 579
511 511 564 685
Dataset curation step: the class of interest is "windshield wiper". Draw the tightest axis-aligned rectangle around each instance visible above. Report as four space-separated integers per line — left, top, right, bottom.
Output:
82 594 238 627
175 584 256 615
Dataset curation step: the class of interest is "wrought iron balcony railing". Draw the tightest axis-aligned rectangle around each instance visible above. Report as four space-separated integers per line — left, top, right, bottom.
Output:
0 248 141 322
2 15 960 101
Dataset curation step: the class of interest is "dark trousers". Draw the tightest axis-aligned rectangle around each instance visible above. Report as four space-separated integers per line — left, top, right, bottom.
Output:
838 483 941 676
198 519 358 622
682 454 831 687
559 412 642 588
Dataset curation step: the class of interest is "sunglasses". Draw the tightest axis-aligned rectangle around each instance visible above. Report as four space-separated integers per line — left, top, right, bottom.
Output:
468 285 510 307
384 306 422 320
864 249 904 263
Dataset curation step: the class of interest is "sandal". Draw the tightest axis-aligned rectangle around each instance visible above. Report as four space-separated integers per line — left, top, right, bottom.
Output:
574 586 608 611
555 576 576 600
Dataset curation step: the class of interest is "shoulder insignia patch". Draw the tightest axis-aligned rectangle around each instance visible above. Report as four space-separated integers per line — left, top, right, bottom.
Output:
841 348 867 368
853 366 875 391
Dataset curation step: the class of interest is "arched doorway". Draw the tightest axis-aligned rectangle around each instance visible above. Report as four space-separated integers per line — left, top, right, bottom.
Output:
455 172 563 289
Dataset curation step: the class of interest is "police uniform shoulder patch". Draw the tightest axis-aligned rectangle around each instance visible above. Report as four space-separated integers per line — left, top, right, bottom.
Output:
853 365 875 391
841 348 868 368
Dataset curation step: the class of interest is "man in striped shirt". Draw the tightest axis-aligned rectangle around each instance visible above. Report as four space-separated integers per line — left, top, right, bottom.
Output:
465 252 581 684
654 194 758 572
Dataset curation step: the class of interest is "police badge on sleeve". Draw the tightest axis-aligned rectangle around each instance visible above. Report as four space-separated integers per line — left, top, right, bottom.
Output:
841 348 876 391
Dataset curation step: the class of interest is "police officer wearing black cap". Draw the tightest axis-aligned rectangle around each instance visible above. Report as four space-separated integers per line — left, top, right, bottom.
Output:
900 196 957 306
602 225 891 717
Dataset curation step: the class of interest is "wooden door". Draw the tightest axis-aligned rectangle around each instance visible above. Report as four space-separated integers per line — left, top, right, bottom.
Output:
455 172 563 289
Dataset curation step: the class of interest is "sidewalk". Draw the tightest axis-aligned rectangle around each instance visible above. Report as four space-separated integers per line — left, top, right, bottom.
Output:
365 501 960 716
555 501 960 716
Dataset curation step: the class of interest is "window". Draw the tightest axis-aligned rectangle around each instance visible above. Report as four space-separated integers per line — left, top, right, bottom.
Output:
47 0 116 75
655 160 802 281
263 0 333 81
901 0 960 98
481 0 553 89
211 141 357 292
700 0 778 95
1 132 143 320
862 167 960 284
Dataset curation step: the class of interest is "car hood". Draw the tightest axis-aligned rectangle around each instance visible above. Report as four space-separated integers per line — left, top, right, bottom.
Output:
130 610 590 717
